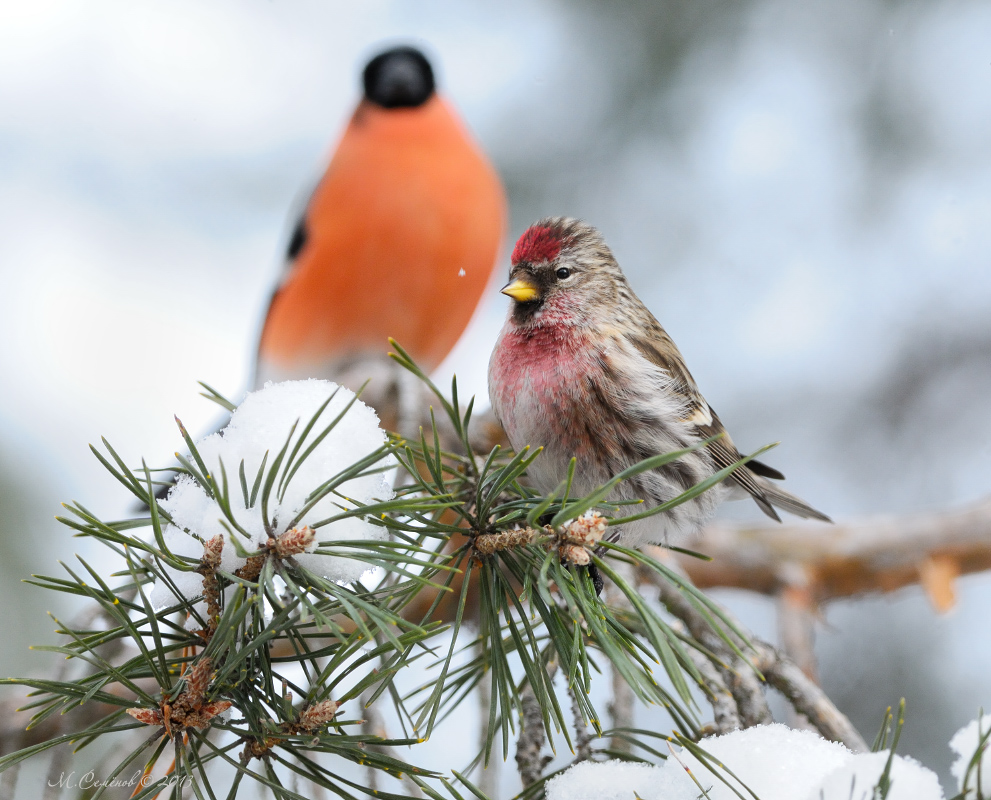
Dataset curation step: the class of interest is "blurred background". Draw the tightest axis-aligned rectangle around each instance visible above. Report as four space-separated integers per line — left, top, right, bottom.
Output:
1 0 989 793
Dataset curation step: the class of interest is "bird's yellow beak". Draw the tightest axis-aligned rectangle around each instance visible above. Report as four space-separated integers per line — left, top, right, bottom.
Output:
501 278 540 303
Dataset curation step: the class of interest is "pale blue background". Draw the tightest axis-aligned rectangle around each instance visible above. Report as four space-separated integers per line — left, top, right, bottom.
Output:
1 0 989 794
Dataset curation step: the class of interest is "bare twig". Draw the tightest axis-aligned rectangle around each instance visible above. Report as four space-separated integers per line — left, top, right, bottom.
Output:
516 664 557 789
396 364 424 443
42 743 71 800
605 562 637 754
361 694 382 794
684 497 991 606
569 686 594 764
607 666 636 756
649 570 772 727
776 584 819 730
475 649 499 800
753 645 867 751
776 563 818 682
669 621 741 735
361 692 422 798
645 566 867 752
0 763 20 800
516 685 550 787
720 653 773 728
0 595 140 761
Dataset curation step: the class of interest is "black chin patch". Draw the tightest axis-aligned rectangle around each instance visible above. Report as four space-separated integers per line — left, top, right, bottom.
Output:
511 297 544 325
363 46 435 109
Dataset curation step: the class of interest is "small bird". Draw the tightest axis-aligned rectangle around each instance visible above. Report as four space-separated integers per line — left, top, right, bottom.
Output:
488 218 830 549
256 45 506 425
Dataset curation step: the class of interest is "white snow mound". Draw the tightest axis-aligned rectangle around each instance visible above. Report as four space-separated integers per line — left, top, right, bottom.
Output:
547 724 943 800
151 379 393 610
810 750 944 800
949 713 991 795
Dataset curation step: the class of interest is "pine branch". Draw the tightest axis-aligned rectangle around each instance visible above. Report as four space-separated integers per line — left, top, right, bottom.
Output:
754 645 867 751
2 353 883 799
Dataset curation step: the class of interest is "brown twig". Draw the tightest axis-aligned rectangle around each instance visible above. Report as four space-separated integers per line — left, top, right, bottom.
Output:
42 742 70 800
648 568 773 727
419 390 991 608
516 684 552 788
126 656 231 738
475 643 500 800
669 620 741 735
515 660 559 788
0 594 142 762
569 685 594 764
329 362 991 608
683 497 991 607
360 692 423 798
196 535 224 639
606 670 636 756
646 566 868 752
776 563 819 681
753 645 866 749
234 526 316 583
240 699 340 763
0 763 20 800
604 562 637 754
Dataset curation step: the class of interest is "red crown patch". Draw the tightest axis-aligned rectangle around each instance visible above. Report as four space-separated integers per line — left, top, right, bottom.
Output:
512 225 562 265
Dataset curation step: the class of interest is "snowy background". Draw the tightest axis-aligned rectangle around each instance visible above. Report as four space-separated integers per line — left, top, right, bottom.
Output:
1 0 989 793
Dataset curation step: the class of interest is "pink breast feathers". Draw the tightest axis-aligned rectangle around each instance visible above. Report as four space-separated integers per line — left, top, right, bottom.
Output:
493 324 573 385
491 324 596 438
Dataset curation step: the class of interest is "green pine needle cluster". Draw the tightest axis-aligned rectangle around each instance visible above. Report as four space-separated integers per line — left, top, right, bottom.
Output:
0 344 781 799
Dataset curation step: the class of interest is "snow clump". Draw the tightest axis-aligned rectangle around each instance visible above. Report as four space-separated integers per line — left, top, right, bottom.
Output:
811 751 944 800
546 724 944 800
151 379 394 610
950 713 991 797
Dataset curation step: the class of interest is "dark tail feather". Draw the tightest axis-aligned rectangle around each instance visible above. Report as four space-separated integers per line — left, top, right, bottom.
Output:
747 458 785 481
749 490 781 523
755 478 832 523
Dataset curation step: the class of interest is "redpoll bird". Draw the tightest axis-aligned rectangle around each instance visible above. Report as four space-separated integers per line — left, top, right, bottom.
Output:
488 218 830 549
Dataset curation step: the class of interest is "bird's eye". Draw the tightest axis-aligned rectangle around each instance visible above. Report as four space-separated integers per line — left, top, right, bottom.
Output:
556 267 571 279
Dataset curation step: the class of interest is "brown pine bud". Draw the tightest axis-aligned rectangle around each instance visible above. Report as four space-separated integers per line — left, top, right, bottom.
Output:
474 527 538 556
184 700 233 730
273 526 316 558
199 535 224 573
126 707 164 726
236 555 266 581
561 512 607 548
558 543 591 566
185 657 213 709
298 700 340 731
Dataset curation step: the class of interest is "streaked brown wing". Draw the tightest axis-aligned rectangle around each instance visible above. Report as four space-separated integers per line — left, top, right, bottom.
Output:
627 325 700 404
626 325 781 521
697 416 780 522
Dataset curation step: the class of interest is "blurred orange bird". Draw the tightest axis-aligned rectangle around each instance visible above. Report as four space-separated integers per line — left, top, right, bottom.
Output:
255 45 507 410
